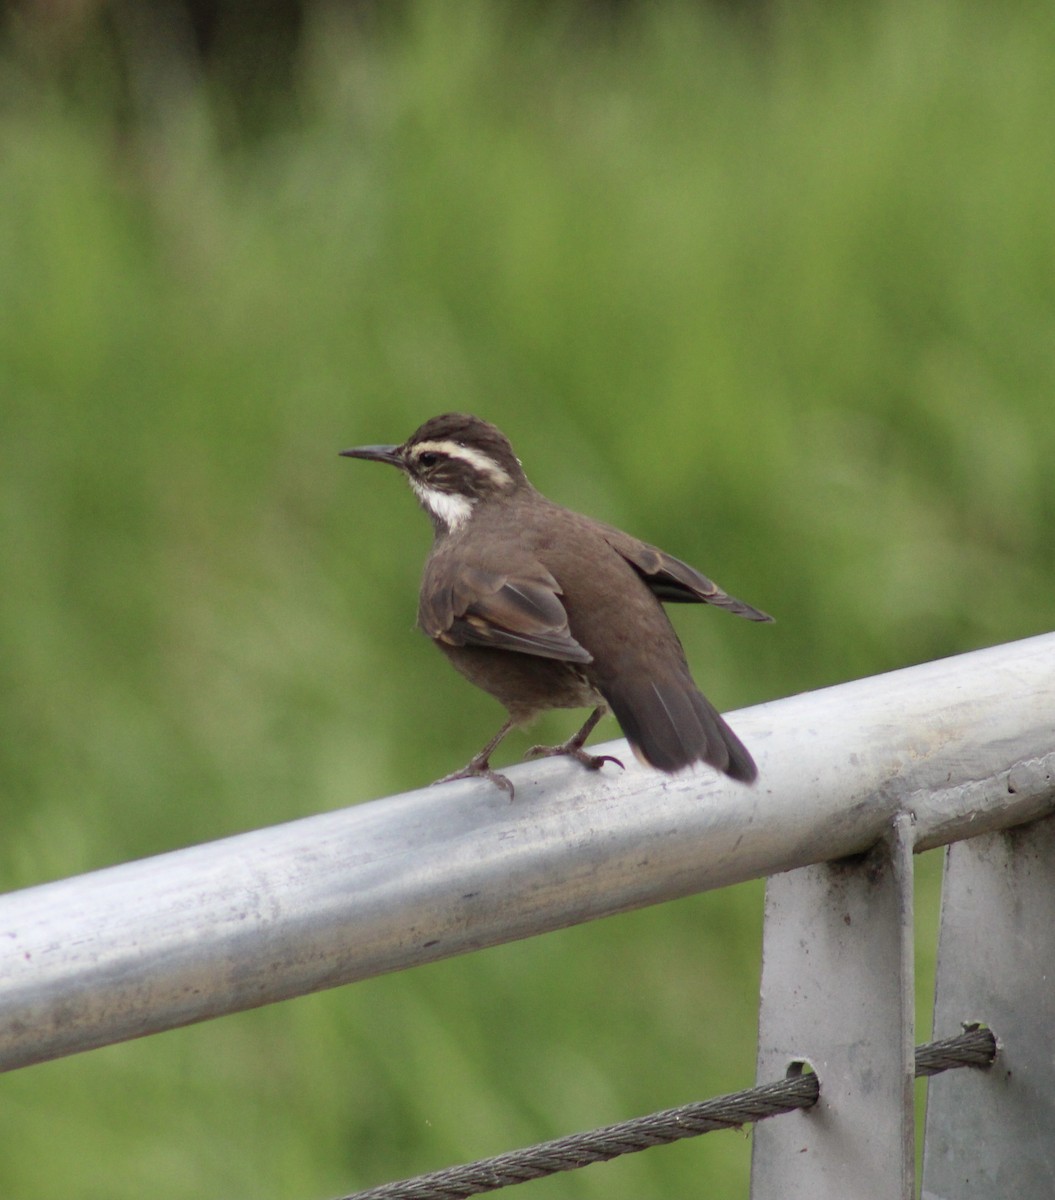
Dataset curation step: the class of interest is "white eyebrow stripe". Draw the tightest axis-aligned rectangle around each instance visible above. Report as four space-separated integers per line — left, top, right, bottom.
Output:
411 440 512 487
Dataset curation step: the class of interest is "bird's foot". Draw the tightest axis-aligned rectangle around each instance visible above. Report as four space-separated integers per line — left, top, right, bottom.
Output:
433 759 516 799
524 741 625 773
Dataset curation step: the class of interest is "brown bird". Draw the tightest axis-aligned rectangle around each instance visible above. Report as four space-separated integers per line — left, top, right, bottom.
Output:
341 413 771 796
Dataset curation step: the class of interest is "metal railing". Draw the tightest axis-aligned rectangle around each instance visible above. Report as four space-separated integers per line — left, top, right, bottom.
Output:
1 632 1053 1197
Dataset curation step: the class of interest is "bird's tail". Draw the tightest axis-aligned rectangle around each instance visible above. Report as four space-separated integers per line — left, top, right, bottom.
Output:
604 677 758 783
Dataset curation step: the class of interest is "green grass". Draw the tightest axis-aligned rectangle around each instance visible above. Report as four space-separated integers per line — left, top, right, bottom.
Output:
1 1 1053 1196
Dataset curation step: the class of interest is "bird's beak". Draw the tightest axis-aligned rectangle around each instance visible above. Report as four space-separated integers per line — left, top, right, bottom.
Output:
339 443 403 467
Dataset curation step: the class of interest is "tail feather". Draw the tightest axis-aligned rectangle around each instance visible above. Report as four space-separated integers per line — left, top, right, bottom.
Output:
605 678 757 783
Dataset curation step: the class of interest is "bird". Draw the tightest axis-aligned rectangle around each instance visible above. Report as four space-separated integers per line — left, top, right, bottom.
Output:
340 413 771 797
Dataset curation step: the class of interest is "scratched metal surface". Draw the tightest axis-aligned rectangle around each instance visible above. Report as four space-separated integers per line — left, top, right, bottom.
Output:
0 633 1052 1072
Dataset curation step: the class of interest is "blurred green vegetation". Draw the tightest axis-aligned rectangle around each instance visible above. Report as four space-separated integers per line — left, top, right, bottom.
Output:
1 1 1052 1196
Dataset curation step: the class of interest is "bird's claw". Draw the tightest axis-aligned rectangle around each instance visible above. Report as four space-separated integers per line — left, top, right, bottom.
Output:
525 744 625 773
433 763 516 799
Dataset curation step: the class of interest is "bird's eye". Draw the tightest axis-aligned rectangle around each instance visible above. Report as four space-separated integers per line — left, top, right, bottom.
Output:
418 452 439 469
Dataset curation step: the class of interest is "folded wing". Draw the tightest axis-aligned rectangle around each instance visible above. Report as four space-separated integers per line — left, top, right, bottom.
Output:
419 563 593 662
600 526 773 622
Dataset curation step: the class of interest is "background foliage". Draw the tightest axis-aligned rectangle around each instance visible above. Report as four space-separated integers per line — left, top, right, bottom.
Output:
1 1 1052 1196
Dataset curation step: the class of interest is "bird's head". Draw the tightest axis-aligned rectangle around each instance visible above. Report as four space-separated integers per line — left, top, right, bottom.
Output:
340 413 527 533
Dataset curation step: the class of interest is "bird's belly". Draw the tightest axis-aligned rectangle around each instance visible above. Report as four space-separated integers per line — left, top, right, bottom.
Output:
436 642 601 721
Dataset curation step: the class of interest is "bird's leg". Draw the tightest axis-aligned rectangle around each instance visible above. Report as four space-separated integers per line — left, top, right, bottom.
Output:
525 706 625 772
434 717 518 798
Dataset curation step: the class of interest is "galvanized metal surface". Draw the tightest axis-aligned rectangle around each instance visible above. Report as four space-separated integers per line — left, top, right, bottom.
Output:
921 814 1055 1199
752 814 916 1199
0 633 1053 1071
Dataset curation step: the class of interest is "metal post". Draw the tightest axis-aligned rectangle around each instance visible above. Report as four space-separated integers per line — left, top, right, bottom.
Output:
921 813 1055 1198
752 813 916 1199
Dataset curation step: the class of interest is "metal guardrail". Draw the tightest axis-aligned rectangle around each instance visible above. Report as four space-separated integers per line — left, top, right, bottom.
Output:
0 633 1053 1196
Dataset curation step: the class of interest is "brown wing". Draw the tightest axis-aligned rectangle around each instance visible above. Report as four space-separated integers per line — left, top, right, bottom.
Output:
419 563 593 662
599 525 773 622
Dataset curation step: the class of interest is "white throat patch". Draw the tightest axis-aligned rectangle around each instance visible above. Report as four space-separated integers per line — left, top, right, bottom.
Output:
409 478 475 532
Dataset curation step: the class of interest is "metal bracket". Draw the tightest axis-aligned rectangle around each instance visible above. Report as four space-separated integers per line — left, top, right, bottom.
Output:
921 813 1055 1198
752 812 916 1198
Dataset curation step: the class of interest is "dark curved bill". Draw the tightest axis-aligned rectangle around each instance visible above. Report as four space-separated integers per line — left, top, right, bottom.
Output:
339 444 403 466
